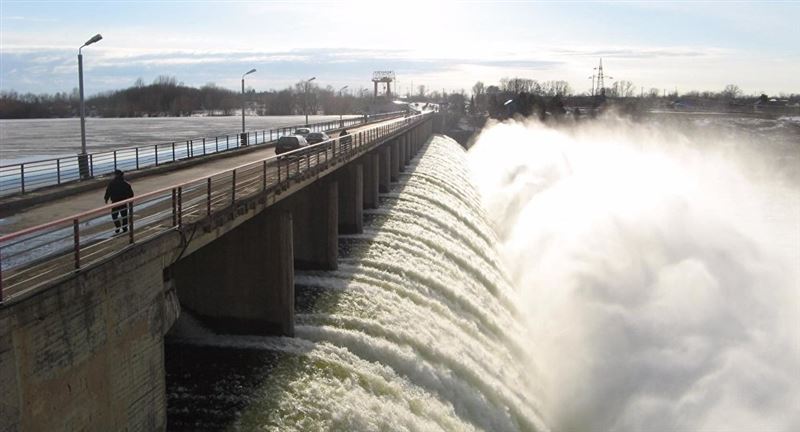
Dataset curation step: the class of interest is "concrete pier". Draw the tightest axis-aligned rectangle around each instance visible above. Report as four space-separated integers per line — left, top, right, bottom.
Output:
0 233 181 431
171 209 294 336
390 140 400 181
338 163 364 234
399 137 407 172
288 180 339 270
379 146 392 192
362 152 380 209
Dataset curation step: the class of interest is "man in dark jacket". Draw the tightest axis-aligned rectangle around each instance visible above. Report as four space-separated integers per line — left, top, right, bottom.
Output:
339 129 352 151
104 170 134 233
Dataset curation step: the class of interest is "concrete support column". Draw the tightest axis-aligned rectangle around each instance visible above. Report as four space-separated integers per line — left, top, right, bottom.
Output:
379 145 392 192
173 209 295 336
398 136 406 172
391 140 400 180
338 163 364 233
362 152 380 209
290 180 339 270
405 135 412 163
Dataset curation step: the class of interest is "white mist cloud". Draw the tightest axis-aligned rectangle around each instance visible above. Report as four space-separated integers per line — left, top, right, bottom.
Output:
468 116 800 431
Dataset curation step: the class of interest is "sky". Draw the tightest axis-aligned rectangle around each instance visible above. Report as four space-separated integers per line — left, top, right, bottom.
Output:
1 1 798 97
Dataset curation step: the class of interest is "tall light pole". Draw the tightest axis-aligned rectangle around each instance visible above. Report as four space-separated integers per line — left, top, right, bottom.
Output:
338 85 348 124
78 33 102 179
241 68 256 134
304 76 316 126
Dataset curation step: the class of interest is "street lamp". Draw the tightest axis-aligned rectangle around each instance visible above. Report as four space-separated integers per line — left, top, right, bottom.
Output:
78 33 102 179
304 76 316 126
241 68 256 135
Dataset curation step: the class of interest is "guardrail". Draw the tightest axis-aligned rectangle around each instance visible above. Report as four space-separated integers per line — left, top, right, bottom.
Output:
0 111 406 197
0 111 431 303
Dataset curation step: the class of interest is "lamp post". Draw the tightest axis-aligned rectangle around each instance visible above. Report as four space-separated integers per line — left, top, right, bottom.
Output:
241 69 256 142
78 33 102 179
304 76 316 126
338 85 348 124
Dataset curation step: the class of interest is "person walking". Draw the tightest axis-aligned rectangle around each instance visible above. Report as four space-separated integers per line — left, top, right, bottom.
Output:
339 128 352 151
104 169 134 234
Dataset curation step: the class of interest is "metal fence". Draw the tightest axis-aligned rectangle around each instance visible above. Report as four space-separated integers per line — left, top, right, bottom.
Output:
0 112 430 303
0 111 406 197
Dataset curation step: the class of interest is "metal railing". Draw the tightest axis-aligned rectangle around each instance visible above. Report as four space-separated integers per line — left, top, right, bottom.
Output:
0 112 431 303
0 111 406 197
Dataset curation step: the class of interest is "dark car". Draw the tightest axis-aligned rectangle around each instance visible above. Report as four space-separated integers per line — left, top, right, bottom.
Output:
306 132 330 145
275 135 309 155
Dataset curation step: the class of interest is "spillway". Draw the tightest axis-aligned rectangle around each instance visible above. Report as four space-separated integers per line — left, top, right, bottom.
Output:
166 135 548 432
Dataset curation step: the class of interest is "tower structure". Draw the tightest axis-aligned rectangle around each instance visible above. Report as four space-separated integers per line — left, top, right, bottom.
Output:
593 58 612 96
372 71 395 98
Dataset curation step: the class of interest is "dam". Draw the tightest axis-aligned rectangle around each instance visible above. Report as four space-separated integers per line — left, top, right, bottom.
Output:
0 113 445 429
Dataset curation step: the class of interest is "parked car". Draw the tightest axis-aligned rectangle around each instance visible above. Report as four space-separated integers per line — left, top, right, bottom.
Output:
294 127 311 137
275 135 309 155
306 132 330 144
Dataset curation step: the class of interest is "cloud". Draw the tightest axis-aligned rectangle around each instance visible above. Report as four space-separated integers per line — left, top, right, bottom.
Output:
0 16 58 23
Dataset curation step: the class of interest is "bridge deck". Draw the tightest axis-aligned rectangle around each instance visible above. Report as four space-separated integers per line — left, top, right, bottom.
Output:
1 124 374 235
0 113 431 303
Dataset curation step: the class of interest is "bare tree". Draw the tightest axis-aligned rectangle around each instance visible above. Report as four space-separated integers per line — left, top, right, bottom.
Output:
500 77 540 94
472 81 486 113
542 80 572 96
722 84 742 99
610 80 636 97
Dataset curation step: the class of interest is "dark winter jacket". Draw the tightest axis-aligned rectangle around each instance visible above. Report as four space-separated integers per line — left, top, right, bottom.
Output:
105 177 134 203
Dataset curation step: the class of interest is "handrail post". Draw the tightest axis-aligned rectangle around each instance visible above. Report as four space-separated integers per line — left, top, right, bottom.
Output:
57 159 61 184
216 137 219 153
171 188 177 226
203 178 210 215
127 201 134 244
231 170 236 203
203 138 206 155
155 145 159 166
0 252 3 303
114 150 118 171
20 165 25 194
73 218 80 270
262 160 267 191
172 142 176 162
135 147 140 170
177 186 183 227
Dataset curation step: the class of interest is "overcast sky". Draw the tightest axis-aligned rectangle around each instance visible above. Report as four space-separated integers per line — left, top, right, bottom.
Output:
1 1 798 97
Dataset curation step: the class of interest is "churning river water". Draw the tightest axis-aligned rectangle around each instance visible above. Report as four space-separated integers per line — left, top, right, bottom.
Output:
165 112 799 432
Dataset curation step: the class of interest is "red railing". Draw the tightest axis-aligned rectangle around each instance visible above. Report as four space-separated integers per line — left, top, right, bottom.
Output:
0 112 432 304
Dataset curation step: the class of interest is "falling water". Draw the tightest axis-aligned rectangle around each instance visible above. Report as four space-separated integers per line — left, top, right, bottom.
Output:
167 135 549 431
468 114 800 432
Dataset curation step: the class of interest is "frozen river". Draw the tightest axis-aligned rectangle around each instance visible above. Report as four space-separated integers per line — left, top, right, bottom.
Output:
0 115 357 164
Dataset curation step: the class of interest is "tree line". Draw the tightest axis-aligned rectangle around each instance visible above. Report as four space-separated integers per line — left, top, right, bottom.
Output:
0 75 375 119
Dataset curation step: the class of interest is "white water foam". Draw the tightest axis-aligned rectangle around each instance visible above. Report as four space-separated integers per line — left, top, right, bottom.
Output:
169 135 549 431
468 116 800 431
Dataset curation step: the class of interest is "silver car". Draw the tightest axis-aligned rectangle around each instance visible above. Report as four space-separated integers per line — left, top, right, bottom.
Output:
275 135 309 155
306 132 330 144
